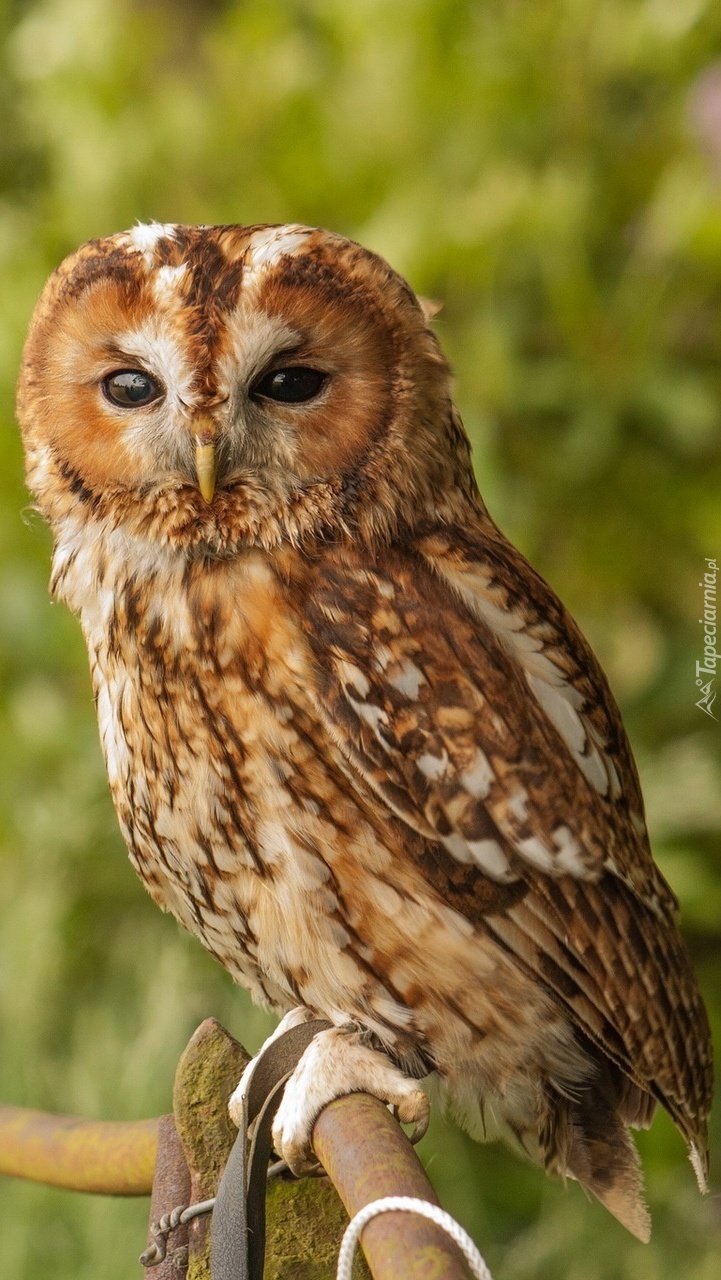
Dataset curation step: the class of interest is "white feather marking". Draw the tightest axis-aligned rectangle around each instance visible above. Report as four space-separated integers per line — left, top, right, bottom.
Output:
520 646 584 694
439 903 476 938
370 880 404 915
551 825 585 875
586 719 622 797
245 225 312 269
347 693 388 732
96 678 131 788
690 1143 708 1193
507 787 529 822
461 584 527 637
368 993 417 1030
216 307 299 389
441 832 474 863
528 671 612 796
26 441 54 492
417 751 450 781
115 320 196 414
460 751 494 799
388 659 425 699
517 834 555 872
527 672 587 755
467 838 511 878
373 644 393 671
153 262 187 304
338 661 371 698
126 221 177 264
577 746 611 795
436 561 625 802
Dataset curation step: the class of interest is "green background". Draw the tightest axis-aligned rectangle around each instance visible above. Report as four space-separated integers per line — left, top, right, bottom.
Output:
0 1 719 1276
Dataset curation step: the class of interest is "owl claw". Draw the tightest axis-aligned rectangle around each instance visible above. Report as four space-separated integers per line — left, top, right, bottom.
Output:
270 1025 430 1176
392 1093 430 1145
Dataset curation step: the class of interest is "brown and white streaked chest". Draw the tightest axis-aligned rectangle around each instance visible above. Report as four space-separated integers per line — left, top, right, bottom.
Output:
49 526 459 1027
52 524 332 978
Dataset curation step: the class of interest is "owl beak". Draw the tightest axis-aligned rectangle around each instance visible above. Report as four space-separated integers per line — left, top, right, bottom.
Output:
193 417 217 503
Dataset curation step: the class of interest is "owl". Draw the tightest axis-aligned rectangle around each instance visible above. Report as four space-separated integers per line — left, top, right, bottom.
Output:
17 222 712 1241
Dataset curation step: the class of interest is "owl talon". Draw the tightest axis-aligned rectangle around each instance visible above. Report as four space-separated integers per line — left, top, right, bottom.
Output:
394 1101 430 1146
270 1025 430 1176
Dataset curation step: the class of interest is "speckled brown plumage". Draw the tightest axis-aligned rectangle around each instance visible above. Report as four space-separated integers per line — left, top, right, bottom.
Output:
17 222 712 1240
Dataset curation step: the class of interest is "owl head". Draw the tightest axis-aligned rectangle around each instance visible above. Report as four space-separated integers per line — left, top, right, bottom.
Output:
17 223 478 553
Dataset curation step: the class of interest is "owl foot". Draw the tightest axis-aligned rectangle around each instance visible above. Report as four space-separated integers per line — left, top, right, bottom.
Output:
227 1006 317 1128
228 1013 430 1176
271 1024 430 1175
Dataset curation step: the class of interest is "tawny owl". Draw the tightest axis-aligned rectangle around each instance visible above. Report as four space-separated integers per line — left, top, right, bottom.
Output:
17 222 712 1240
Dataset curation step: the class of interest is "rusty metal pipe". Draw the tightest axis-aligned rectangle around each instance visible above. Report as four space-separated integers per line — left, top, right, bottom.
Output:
313 1092 474 1280
1 1027 478 1280
143 1114 192 1277
0 1103 158 1194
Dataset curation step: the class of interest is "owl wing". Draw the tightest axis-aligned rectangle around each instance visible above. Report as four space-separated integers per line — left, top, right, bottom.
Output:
302 522 712 1153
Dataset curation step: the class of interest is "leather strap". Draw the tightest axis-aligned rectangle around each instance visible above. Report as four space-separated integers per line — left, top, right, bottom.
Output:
211 1019 331 1280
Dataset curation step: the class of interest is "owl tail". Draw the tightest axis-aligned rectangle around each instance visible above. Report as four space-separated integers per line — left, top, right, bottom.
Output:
544 1080 652 1242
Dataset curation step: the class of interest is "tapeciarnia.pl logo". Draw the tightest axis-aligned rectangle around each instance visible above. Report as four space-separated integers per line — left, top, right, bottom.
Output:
696 557 718 720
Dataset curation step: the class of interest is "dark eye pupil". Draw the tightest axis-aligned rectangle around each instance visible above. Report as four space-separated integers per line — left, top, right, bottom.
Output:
253 367 326 403
104 370 160 406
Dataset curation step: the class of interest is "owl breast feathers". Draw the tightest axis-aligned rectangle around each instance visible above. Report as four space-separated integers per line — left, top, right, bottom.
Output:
17 221 712 1240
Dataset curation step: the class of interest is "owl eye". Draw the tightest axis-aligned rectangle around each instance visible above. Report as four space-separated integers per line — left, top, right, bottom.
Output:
251 366 327 404
103 370 163 407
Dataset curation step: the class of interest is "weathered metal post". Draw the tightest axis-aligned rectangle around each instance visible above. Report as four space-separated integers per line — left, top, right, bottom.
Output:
1 1018 475 1279
145 1115 192 1279
149 1018 368 1280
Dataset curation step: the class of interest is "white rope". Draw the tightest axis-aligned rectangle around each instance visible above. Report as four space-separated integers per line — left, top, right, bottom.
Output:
336 1195 494 1280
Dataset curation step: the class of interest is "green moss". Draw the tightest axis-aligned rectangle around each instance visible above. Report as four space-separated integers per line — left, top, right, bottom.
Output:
265 1176 370 1280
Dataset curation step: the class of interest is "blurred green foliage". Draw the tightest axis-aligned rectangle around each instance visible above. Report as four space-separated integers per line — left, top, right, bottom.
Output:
0 1 719 1276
